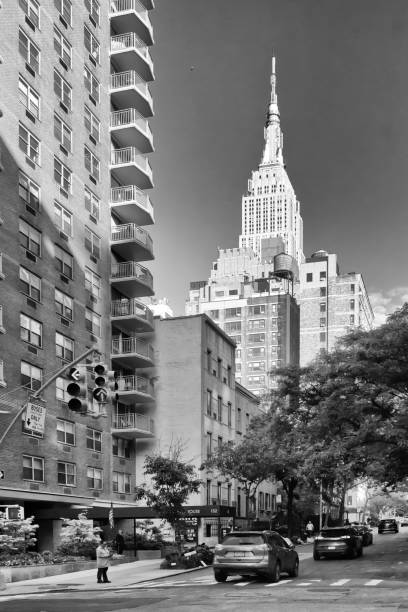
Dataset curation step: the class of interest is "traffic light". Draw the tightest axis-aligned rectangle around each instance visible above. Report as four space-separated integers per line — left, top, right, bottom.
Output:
66 366 88 413
92 364 118 404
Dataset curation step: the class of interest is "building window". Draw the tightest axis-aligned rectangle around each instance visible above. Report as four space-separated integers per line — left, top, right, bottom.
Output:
85 308 101 337
320 270 326 281
57 461 76 486
227 365 232 386
85 227 100 258
19 219 41 256
56 376 69 405
350 283 355 292
113 472 131 493
227 402 232 427
206 432 212 459
206 349 212 372
209 309 219 319
55 244 73 278
19 172 40 211
217 358 222 379
20 313 42 347
320 287 327 297
84 106 100 142
206 389 212 417
224 321 241 333
56 331 73 361
55 0 72 26
86 427 102 452
56 419 75 445
237 408 242 433
23 455 44 481
112 437 131 459
19 29 40 74
21 361 42 391
84 146 100 181
19 0 40 28
18 76 40 119
206 480 211 505
320 318 326 327
55 288 73 320
54 114 72 153
84 65 99 102
248 361 265 372
0 360 5 386
54 70 72 110
248 333 265 343
19 123 40 165
85 267 100 297
84 187 100 220
54 157 72 194
306 272 313 282
225 307 241 318
350 299 355 310
84 25 100 63
19 266 41 302
320 302 326 313
54 25 72 68
350 315 355 326
54 201 72 236
217 396 222 422
85 0 100 25
248 304 266 316
248 319 265 330
87 466 103 490
217 436 223 450
320 332 326 343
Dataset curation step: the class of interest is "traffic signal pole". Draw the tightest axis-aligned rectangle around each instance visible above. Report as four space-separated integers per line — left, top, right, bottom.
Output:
0 347 101 449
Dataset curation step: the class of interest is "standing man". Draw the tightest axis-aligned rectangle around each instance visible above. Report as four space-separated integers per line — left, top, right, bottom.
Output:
96 541 112 584
115 529 125 555
306 520 315 540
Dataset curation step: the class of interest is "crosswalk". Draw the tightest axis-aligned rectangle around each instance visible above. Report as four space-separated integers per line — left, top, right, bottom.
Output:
130 577 386 590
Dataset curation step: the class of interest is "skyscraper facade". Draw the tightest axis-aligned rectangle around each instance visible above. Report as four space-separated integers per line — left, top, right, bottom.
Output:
0 0 155 550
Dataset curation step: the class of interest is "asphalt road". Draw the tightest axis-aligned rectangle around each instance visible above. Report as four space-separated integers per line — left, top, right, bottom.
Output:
2 529 408 611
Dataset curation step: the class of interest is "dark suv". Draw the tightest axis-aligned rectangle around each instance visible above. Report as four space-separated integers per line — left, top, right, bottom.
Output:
313 526 363 560
378 518 399 534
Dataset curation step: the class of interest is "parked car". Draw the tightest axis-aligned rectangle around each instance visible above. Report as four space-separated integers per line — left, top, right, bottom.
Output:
313 526 363 560
398 517 408 527
213 530 299 583
378 519 399 534
351 524 373 546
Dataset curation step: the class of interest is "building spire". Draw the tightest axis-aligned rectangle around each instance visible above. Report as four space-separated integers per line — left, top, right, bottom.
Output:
261 55 284 166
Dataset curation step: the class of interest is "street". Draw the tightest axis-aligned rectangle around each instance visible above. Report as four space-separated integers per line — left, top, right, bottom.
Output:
1 529 408 611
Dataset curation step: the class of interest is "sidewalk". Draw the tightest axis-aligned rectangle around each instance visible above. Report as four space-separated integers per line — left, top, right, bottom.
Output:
0 543 314 598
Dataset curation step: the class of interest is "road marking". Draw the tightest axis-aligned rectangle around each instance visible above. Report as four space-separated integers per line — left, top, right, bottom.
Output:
296 582 313 586
266 580 292 587
330 579 351 586
365 579 382 586
236 581 251 587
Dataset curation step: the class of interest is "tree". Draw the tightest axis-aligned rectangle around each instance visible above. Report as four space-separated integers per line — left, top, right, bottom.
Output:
57 512 101 557
135 447 201 543
0 513 38 555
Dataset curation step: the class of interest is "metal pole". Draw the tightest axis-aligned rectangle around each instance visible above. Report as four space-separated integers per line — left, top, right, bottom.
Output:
319 479 323 531
0 346 101 448
133 518 137 558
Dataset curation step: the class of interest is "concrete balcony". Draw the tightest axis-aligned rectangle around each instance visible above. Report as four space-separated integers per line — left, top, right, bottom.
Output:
109 0 154 45
110 108 153 153
110 185 154 226
111 223 153 261
116 374 155 404
111 147 153 190
111 261 154 298
112 335 154 369
110 71 153 118
110 33 154 82
111 298 154 333
112 411 154 439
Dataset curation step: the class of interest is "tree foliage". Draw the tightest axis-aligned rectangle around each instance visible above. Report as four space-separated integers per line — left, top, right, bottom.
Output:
57 512 101 557
0 513 38 554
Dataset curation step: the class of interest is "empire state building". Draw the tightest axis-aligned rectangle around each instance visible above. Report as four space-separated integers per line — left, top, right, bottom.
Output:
239 58 304 266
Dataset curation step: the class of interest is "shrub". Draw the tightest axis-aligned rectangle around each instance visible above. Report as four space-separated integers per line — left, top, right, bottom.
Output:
0 513 39 554
56 512 101 559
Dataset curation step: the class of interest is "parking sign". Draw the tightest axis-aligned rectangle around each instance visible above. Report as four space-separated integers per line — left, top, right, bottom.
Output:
24 402 46 434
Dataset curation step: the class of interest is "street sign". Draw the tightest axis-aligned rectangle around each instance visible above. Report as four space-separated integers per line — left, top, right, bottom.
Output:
93 387 108 403
24 402 46 434
68 367 81 381
0 470 4 479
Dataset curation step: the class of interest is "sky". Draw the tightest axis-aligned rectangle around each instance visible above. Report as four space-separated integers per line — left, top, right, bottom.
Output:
148 0 408 322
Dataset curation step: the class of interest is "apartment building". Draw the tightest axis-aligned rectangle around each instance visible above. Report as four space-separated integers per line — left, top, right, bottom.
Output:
0 0 155 550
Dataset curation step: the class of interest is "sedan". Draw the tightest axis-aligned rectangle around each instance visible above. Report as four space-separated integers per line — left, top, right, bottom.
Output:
213 530 299 583
378 519 399 534
313 526 363 560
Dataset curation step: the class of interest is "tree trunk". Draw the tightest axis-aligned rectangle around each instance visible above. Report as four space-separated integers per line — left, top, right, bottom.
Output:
286 479 296 538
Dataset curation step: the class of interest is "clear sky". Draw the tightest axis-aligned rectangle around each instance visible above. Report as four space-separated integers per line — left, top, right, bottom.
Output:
148 0 408 322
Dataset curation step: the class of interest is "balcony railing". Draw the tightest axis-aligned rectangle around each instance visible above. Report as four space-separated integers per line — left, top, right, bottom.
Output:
111 223 153 251
110 185 150 209
112 336 154 360
111 298 154 324
111 147 151 174
111 261 153 287
110 108 152 138
110 71 152 103
110 0 148 20
110 33 152 64
112 411 154 433
117 375 154 396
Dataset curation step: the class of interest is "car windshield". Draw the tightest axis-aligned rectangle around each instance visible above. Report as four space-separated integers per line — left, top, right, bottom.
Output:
221 534 264 546
320 529 350 538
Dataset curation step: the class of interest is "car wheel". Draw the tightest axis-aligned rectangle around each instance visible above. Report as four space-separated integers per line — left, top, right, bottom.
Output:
214 570 228 583
358 545 363 557
269 561 281 583
288 558 299 577
313 551 320 561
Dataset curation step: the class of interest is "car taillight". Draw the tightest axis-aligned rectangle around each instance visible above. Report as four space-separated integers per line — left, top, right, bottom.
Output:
340 535 351 539
252 544 268 555
314 536 322 541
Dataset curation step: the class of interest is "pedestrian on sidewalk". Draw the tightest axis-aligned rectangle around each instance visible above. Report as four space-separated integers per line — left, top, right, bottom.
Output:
96 540 112 584
115 529 125 555
306 520 315 540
